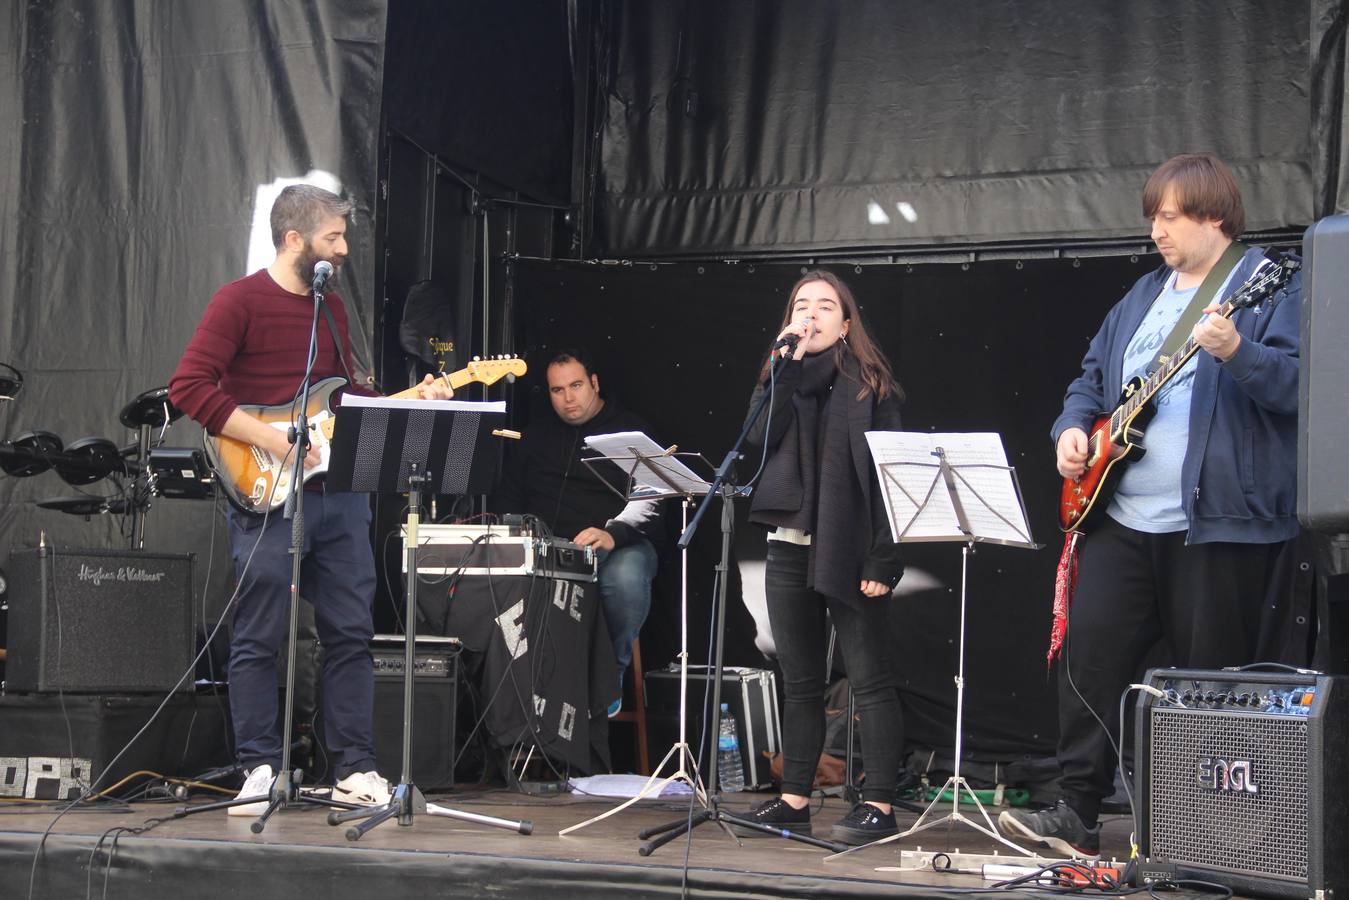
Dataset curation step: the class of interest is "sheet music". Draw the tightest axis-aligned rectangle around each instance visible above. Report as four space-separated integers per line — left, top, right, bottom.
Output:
340 394 506 413
864 431 1033 546
583 431 710 496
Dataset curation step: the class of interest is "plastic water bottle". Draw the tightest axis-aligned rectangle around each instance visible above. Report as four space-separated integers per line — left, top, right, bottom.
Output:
716 703 745 792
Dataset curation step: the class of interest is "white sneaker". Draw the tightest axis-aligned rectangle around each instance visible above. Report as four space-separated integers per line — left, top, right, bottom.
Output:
333 770 391 806
227 764 276 817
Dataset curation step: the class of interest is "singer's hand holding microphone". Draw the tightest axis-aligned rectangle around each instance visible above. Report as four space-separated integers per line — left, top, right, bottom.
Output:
772 316 816 360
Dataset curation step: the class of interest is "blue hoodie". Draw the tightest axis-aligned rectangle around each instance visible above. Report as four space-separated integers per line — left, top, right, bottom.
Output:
1051 245 1301 545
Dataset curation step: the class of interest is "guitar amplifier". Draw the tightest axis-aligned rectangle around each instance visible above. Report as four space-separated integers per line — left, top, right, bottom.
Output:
403 524 597 582
1135 668 1348 900
368 635 460 790
6 547 195 693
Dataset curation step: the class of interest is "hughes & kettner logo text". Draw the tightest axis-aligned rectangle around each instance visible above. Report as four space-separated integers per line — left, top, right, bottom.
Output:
76 563 167 586
1196 756 1259 794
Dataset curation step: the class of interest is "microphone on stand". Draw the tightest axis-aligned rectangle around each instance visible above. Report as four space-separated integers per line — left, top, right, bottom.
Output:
311 260 334 294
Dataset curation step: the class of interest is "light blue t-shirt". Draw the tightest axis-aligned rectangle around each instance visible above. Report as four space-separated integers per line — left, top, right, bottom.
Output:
1107 272 1203 533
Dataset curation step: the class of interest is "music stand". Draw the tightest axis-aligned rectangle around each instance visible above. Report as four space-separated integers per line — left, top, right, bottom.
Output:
827 431 1038 861
559 432 714 837
322 393 533 840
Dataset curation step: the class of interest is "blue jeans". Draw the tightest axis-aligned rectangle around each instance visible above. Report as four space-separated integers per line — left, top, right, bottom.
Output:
226 491 376 779
595 538 658 683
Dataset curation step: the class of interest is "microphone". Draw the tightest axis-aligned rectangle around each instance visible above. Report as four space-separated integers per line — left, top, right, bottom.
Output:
770 317 815 356
311 260 334 293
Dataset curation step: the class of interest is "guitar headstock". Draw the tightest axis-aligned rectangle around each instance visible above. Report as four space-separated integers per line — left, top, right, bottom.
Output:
462 355 528 386
1230 252 1299 311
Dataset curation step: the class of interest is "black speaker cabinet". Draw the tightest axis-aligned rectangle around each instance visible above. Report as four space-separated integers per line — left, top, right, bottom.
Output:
1299 216 1349 533
1136 668 1348 899
369 636 459 790
5 547 195 693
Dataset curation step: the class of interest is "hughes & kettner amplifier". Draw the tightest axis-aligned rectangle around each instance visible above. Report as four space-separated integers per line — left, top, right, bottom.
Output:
1136 667 1348 900
402 523 597 582
6 547 195 693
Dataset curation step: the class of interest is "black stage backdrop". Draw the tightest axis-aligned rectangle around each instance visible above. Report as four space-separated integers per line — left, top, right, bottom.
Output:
594 0 1345 256
0 1 385 625
508 255 1313 758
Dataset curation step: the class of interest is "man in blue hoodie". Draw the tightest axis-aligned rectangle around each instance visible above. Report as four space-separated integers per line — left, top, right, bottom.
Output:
999 154 1301 858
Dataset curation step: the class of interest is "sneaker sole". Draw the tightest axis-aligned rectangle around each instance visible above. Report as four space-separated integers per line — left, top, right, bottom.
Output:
996 810 1098 859
227 801 269 817
830 824 899 846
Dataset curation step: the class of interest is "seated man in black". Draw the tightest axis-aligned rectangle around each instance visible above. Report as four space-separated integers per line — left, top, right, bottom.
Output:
494 349 662 716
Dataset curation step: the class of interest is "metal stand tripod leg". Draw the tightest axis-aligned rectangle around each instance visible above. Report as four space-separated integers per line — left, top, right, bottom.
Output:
826 542 1033 861
561 500 708 836
328 473 532 840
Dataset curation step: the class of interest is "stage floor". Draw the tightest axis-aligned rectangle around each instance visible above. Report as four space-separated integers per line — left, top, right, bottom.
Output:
0 786 1138 899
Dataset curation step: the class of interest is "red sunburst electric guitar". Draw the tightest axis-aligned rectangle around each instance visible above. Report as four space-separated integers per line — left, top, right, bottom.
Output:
1058 255 1299 533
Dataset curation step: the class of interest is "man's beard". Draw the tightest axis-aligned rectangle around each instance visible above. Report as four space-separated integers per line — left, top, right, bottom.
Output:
295 244 341 290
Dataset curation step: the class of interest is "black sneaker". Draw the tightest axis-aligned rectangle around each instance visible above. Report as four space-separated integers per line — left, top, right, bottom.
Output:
998 800 1101 858
830 802 898 845
726 796 811 838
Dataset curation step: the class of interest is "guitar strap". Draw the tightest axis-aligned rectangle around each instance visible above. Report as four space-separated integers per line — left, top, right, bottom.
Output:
1146 241 1249 375
320 300 358 387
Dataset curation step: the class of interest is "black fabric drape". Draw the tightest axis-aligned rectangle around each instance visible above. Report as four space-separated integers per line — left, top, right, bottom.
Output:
595 0 1326 256
0 1 385 611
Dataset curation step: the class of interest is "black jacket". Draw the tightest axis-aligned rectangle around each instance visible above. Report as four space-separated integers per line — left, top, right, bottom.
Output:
745 355 904 607
493 397 663 548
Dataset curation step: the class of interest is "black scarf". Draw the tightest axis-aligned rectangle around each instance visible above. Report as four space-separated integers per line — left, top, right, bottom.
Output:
751 349 882 605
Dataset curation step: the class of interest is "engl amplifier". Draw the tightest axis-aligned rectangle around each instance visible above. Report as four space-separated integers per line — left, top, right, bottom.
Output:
403 524 597 582
1136 667 1348 900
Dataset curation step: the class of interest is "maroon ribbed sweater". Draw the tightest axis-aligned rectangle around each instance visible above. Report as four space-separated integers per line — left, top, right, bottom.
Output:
169 269 372 435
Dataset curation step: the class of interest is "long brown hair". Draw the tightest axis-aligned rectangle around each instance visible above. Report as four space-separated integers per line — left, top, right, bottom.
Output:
759 269 903 402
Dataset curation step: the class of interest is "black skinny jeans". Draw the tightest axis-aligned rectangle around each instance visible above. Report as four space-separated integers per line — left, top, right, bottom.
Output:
764 540 904 803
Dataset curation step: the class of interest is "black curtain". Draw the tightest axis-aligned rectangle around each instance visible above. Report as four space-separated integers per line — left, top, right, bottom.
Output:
594 0 1338 257
506 255 1180 757
0 0 386 617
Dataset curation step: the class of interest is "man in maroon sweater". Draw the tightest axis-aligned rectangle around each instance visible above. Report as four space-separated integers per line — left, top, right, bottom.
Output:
171 185 450 813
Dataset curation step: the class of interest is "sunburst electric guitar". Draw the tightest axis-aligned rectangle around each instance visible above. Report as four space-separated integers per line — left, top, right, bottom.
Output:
1058 255 1298 534
205 356 526 512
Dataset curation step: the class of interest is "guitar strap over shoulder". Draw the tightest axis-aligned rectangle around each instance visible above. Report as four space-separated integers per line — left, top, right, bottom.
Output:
1147 241 1249 375
320 301 358 387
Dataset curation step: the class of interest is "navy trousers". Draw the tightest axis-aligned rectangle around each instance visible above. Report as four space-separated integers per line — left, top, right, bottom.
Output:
226 490 377 780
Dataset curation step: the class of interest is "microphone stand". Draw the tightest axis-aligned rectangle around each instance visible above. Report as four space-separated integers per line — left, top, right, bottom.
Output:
175 268 363 830
638 347 847 855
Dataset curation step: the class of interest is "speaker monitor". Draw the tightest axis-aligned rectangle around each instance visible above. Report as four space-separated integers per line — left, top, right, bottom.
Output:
369 637 458 790
1299 216 1349 533
5 548 195 693
1136 668 1348 900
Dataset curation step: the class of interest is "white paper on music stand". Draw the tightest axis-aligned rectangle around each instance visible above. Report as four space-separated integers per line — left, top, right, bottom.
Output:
340 394 506 413
583 431 710 497
864 431 1032 546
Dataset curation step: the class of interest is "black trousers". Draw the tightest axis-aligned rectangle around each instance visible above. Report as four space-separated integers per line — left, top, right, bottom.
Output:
764 541 904 802
1057 515 1295 823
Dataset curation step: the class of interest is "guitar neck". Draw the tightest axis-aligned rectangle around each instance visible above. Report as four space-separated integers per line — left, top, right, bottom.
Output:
386 370 472 400
1113 260 1289 429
